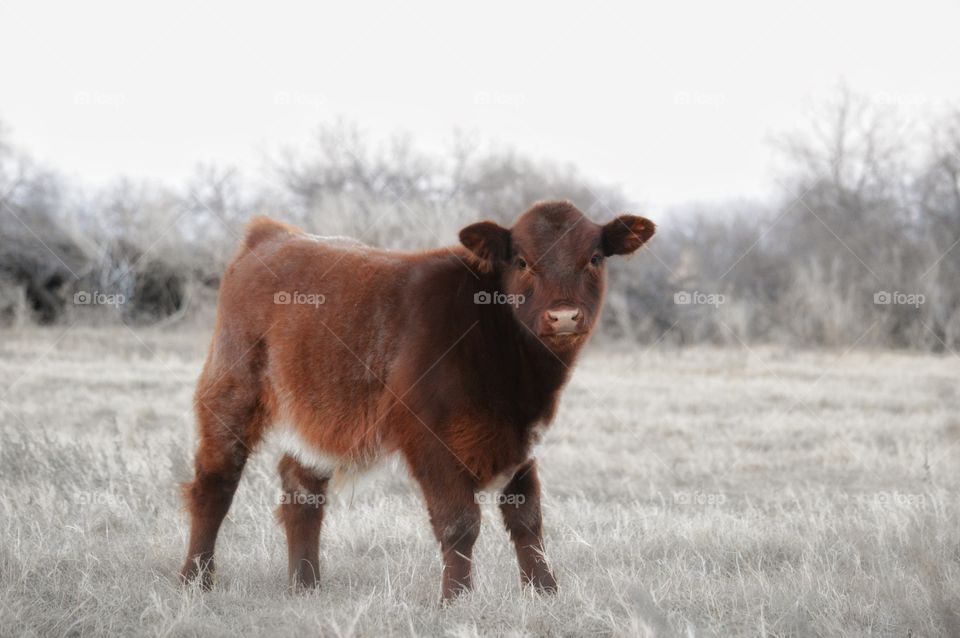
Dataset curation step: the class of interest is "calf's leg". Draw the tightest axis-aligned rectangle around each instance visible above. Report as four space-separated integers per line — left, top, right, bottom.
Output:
276 454 330 590
408 450 482 602
499 459 557 593
179 366 268 588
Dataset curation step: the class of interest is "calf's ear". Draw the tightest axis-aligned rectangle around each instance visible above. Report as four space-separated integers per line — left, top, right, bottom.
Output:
459 221 511 267
602 215 656 256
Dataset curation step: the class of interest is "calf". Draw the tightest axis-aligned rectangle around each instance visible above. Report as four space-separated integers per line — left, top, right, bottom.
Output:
179 200 655 600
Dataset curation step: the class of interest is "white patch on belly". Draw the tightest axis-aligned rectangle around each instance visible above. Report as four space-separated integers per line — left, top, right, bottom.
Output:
270 423 343 476
479 467 518 493
267 422 406 496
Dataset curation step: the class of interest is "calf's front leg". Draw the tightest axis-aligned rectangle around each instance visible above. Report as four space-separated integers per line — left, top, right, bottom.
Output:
409 451 482 602
500 458 557 593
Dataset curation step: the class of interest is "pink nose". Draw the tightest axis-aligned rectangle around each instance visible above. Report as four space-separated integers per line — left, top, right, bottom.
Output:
544 308 581 333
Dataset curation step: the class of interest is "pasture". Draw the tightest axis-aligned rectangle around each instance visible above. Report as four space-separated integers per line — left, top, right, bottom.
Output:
1 326 959 636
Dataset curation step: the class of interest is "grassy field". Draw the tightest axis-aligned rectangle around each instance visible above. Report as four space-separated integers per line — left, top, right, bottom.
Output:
2 326 960 636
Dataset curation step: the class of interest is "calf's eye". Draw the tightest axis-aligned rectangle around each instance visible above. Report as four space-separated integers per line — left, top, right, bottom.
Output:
517 258 528 270
590 254 603 267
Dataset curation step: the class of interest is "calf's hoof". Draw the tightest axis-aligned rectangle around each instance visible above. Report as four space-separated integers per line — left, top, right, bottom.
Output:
527 569 558 594
289 573 321 593
439 581 472 605
179 559 214 591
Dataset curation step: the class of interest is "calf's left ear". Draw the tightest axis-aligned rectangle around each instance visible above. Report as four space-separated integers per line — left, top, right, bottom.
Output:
601 215 656 256
459 221 511 267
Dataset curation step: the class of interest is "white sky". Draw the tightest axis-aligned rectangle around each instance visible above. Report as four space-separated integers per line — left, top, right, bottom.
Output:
1 0 959 216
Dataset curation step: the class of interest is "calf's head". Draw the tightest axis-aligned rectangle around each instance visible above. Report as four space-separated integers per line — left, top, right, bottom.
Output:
460 200 655 351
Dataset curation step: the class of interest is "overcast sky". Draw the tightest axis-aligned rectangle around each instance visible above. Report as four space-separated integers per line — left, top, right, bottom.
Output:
1 0 959 216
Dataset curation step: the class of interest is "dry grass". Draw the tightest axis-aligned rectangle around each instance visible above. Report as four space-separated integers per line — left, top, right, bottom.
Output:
2 326 960 636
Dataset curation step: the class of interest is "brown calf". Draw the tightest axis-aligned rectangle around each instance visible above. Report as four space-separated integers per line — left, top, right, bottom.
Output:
179 200 655 601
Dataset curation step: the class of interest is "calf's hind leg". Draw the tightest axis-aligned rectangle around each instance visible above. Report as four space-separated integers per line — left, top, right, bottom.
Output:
179 368 268 588
276 454 330 590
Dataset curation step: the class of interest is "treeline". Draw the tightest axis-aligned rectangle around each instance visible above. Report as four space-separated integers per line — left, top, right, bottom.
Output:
1 91 959 350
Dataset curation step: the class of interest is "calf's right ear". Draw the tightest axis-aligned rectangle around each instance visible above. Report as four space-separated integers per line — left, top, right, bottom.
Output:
459 221 511 269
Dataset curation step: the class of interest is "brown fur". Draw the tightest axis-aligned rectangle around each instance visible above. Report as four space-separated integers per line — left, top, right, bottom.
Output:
179 200 655 601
